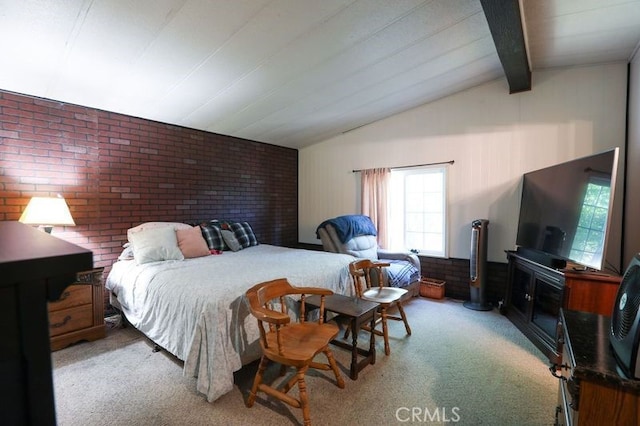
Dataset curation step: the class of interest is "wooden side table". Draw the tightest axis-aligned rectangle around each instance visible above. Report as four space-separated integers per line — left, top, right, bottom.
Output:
48 268 105 351
306 294 378 380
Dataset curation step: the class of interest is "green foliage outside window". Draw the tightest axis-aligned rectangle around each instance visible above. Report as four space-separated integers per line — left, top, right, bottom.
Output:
570 182 610 264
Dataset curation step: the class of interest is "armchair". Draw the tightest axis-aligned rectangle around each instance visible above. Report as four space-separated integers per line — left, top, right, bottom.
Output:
316 215 420 296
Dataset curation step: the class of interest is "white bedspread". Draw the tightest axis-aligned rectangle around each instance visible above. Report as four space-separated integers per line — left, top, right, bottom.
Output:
105 244 355 402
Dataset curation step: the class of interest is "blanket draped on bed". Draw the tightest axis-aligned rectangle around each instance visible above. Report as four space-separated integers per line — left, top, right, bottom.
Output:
106 245 354 402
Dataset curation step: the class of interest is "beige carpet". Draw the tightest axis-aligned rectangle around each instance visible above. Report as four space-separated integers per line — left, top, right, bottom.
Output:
52 297 558 425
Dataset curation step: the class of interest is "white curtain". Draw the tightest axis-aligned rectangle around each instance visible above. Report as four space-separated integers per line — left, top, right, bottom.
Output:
361 168 389 248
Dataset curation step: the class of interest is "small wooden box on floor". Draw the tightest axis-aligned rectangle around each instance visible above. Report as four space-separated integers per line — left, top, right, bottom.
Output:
48 268 105 351
419 278 445 299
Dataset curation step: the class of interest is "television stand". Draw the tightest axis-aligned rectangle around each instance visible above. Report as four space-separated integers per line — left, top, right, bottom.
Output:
503 251 620 363
515 247 566 270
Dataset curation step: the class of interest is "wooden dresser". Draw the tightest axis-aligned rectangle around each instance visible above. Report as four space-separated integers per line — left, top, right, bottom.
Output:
0 221 93 425
554 309 640 425
48 268 105 351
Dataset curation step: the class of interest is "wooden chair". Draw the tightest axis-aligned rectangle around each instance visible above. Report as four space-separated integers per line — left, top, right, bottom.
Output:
245 278 345 426
348 259 411 355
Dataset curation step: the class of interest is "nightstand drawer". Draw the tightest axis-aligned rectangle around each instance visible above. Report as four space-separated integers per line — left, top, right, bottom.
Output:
48 285 92 312
49 304 93 337
48 267 105 350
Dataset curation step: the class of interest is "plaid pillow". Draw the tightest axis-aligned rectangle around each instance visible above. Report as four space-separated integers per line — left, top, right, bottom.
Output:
199 222 226 251
229 222 258 249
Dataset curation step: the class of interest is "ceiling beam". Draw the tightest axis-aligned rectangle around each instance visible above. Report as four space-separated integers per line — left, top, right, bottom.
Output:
480 0 531 93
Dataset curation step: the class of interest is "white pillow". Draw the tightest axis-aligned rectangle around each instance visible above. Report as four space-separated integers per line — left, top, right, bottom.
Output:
118 245 134 261
129 227 184 265
127 221 192 242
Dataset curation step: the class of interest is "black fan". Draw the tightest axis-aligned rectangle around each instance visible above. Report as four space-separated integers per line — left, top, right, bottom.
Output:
609 254 640 379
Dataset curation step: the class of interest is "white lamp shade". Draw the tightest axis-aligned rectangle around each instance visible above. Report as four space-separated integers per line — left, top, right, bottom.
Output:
19 197 76 226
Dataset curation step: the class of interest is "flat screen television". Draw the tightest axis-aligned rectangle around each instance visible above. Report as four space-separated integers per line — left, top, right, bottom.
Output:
515 148 619 271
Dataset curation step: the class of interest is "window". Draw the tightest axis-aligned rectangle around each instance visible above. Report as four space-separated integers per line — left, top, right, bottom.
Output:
388 166 448 257
569 178 611 266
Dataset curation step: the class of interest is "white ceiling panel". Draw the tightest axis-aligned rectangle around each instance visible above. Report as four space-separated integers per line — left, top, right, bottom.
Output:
182 0 428 129
0 0 639 149
252 37 500 143
523 0 640 69
105 0 272 113
260 52 502 146
212 1 489 137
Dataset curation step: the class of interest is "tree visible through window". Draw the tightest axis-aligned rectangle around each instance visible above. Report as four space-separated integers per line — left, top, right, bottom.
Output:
570 179 610 266
388 166 447 257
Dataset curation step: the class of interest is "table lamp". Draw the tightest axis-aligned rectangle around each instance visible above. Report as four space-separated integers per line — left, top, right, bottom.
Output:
19 196 76 233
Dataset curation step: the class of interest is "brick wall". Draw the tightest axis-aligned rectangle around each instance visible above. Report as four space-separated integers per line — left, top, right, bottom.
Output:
0 90 298 280
419 256 508 305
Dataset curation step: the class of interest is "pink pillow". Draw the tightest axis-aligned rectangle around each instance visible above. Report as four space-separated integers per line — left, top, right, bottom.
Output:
176 226 210 259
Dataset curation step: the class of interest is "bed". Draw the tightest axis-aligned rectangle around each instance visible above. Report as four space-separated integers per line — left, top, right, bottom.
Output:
106 231 355 403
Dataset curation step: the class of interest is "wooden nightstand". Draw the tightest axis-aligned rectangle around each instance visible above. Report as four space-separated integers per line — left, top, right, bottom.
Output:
48 268 105 351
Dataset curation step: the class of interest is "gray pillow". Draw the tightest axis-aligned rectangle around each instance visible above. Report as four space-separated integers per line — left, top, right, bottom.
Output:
221 229 242 252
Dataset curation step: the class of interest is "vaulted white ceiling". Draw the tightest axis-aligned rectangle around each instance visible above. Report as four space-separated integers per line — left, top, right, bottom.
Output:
1 0 639 149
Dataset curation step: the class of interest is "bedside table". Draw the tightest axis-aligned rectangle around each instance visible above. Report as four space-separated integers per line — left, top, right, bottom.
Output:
48 268 105 351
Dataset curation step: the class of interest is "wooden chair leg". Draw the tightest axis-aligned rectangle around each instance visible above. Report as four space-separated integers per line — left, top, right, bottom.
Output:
296 369 311 426
323 347 345 388
282 371 300 394
397 302 411 335
380 307 391 356
247 356 269 407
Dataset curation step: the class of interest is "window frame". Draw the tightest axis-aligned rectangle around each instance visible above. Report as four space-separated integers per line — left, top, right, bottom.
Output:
388 165 448 258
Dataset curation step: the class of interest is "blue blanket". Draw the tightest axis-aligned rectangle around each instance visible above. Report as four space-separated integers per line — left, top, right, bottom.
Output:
316 215 377 243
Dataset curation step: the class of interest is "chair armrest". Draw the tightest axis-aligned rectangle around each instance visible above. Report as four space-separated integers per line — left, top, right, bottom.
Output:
291 287 334 296
377 250 421 274
249 306 291 325
378 249 418 264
